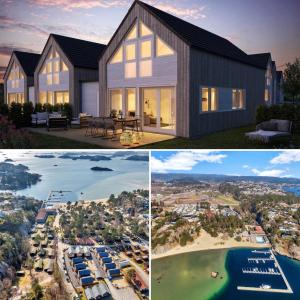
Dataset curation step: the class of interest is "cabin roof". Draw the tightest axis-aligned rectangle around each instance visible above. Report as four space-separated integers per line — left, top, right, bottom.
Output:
51 34 106 70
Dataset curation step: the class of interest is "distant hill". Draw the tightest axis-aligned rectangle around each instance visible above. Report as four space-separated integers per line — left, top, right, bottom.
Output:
125 155 149 161
152 173 300 184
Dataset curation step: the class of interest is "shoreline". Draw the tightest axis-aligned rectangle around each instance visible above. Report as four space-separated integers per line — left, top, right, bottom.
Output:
152 230 271 260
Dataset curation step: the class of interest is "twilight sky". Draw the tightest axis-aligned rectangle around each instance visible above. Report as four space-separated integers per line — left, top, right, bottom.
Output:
151 150 300 178
0 0 299 73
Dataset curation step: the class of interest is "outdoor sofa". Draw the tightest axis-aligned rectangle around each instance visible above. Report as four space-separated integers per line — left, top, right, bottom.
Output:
245 119 292 144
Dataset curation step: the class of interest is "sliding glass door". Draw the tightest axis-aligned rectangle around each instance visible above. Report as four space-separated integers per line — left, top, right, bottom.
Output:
142 87 176 134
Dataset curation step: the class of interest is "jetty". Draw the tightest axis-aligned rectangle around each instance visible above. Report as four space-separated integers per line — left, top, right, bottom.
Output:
248 257 274 263
242 267 280 275
237 250 293 294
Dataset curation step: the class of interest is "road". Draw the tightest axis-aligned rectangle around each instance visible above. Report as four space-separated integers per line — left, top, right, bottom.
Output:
120 253 149 288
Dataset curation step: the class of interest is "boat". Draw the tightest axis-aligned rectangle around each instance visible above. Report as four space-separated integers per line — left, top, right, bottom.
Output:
260 284 271 289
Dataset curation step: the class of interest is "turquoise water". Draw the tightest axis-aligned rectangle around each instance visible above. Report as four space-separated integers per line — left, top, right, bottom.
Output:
214 248 300 300
0 151 149 201
152 248 300 300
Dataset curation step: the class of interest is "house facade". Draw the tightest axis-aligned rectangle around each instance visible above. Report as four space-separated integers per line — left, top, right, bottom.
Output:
99 1 267 138
276 71 284 103
4 51 40 105
34 34 106 116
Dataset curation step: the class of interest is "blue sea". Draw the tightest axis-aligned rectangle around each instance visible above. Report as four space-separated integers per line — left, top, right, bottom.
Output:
0 151 149 202
283 186 300 196
213 248 300 300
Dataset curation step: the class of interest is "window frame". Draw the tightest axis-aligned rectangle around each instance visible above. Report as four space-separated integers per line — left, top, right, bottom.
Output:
232 88 246 110
200 87 219 113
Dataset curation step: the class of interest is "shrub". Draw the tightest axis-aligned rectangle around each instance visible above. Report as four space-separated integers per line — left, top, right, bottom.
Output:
62 103 72 121
9 102 23 128
22 102 34 126
0 103 9 116
53 103 63 112
256 104 300 133
43 103 53 113
0 115 33 148
34 103 43 112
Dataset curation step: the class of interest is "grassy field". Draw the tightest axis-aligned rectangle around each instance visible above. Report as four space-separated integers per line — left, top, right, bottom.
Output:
140 125 300 149
31 132 103 149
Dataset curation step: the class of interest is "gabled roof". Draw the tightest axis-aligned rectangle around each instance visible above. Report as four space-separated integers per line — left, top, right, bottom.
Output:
4 51 40 78
249 53 271 69
14 51 41 76
137 1 264 69
51 34 106 70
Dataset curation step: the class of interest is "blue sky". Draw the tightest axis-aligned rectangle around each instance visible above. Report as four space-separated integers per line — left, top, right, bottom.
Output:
151 151 300 178
0 0 299 73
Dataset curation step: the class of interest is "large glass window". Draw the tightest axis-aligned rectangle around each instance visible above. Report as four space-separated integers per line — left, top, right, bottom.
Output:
210 88 218 111
125 44 136 61
126 88 136 116
47 91 54 105
232 89 245 109
125 62 136 78
111 89 123 112
140 40 152 58
140 60 152 77
39 91 47 104
110 46 123 64
156 37 174 57
140 22 153 37
55 91 69 104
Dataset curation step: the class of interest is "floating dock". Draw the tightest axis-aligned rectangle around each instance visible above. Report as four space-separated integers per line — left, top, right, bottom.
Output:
237 250 293 294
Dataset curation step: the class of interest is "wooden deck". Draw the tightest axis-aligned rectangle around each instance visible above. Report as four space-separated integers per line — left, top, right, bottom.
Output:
28 127 174 149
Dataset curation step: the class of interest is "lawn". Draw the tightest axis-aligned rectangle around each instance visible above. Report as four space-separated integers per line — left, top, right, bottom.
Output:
140 125 300 149
31 132 104 149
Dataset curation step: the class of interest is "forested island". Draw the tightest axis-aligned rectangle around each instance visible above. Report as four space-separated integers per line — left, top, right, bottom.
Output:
90 167 113 171
0 162 41 190
59 154 111 161
125 155 149 161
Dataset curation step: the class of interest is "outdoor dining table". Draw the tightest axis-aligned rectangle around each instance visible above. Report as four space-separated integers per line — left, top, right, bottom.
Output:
113 117 140 132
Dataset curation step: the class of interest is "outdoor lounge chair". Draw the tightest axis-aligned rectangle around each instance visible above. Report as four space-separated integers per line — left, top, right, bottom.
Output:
71 113 92 128
104 118 122 139
245 119 292 144
31 112 48 127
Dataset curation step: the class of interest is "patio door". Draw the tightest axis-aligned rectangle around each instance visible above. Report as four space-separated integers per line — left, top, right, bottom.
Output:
142 87 176 134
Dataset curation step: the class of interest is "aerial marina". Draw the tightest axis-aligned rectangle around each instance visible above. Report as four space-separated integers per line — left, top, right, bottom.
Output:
237 249 293 294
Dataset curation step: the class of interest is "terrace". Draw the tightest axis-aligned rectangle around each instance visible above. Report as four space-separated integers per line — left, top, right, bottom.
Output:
29 127 174 149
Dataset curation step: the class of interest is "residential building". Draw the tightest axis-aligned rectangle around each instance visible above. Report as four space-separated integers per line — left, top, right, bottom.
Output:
276 71 284 103
34 34 106 116
249 52 277 105
4 51 40 105
99 0 269 137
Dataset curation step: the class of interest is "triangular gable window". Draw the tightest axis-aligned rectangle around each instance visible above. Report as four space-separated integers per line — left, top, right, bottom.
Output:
156 37 174 57
140 21 153 37
126 24 137 40
110 46 123 64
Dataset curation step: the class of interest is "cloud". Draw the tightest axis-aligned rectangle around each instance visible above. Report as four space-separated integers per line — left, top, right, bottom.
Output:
0 44 37 57
145 0 206 19
28 0 128 11
270 151 300 164
151 151 227 173
250 168 287 177
242 165 249 169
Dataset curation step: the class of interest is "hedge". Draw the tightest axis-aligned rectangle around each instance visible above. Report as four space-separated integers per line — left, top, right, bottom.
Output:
0 102 72 128
256 104 300 133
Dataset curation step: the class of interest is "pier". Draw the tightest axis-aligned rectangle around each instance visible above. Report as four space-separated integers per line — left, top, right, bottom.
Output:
237 250 293 294
242 267 280 275
248 257 274 263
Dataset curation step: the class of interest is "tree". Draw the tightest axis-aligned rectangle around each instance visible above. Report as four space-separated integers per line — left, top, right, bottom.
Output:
283 58 300 103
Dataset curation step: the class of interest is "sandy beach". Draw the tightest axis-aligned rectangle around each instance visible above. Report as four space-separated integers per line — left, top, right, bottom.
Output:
53 197 108 209
152 230 270 260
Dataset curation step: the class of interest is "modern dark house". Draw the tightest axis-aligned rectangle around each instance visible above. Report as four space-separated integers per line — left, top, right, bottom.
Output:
34 34 106 116
98 0 273 138
4 51 40 105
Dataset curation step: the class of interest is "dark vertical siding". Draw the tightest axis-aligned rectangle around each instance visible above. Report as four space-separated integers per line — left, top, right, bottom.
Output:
189 48 265 137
